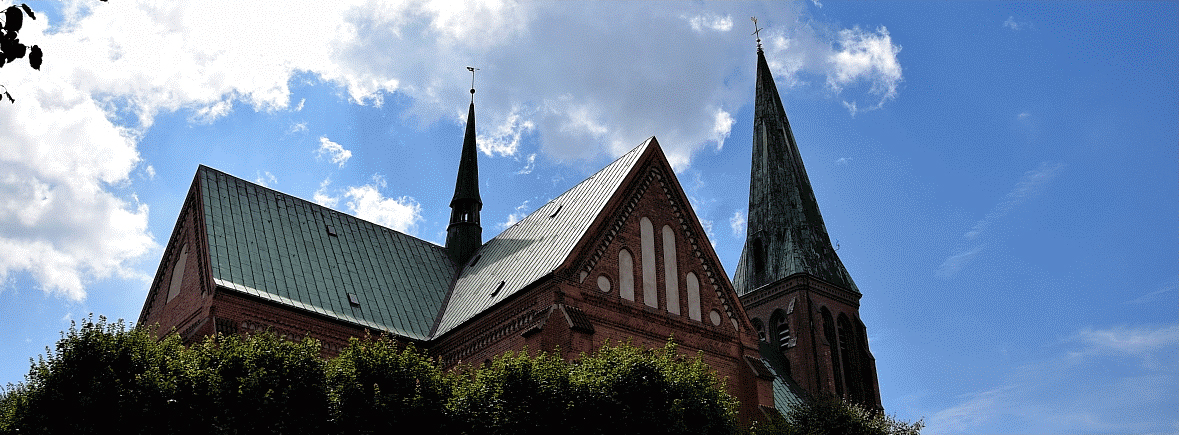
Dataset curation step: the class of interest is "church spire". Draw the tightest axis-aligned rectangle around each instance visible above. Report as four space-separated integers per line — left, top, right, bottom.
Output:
446 68 483 265
733 43 859 295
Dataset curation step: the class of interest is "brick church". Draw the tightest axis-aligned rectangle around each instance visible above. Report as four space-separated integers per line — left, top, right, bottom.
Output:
137 45 882 423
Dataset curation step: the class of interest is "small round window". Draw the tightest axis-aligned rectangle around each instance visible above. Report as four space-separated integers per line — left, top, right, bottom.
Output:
709 309 722 326
597 275 612 292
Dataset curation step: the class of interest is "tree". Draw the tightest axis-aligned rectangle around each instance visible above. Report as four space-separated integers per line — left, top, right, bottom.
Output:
0 3 42 103
327 336 449 434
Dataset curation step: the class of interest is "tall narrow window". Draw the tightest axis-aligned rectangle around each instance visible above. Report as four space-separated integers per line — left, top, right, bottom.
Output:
838 314 863 402
821 307 844 397
167 243 189 303
686 272 701 321
662 225 679 315
752 318 766 341
619 249 635 301
640 217 657 308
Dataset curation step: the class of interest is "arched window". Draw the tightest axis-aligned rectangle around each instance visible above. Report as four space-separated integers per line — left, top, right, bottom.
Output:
821 307 844 397
167 243 189 303
838 313 863 402
685 272 701 321
618 249 635 301
751 318 766 342
640 217 657 308
662 225 680 315
776 314 791 351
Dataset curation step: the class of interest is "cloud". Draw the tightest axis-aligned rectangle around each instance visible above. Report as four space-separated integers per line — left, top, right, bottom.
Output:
938 163 1065 278
254 171 277 188
317 174 423 234
477 105 535 157
343 184 423 235
316 136 352 168
515 153 537 175
0 1 905 299
927 324 1179 433
835 157 852 165
729 210 746 237
1124 280 1178 305
827 26 903 114
935 245 983 278
683 13 733 33
498 200 530 230
964 162 1065 240
1003 16 1032 31
312 178 338 209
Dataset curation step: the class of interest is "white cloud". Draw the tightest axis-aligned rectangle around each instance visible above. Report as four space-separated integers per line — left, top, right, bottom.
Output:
316 174 423 234
729 210 746 237
498 200 531 230
964 162 1065 240
0 1 906 299
312 178 338 209
515 153 537 175
343 184 423 235
316 136 352 168
938 163 1065 278
935 245 983 278
1071 324 1179 360
1003 16 1032 31
927 324 1179 434
827 26 903 114
835 157 852 165
684 13 733 33
477 105 535 157
254 171 277 188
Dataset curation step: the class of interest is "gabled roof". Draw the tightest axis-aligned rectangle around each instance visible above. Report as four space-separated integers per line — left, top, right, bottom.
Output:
432 138 655 337
197 166 455 340
733 48 859 295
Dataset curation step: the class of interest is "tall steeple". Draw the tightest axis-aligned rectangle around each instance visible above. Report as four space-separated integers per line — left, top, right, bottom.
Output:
733 44 858 296
446 70 483 265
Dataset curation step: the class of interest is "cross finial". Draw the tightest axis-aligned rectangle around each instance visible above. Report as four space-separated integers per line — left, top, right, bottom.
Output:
467 66 479 102
751 17 763 51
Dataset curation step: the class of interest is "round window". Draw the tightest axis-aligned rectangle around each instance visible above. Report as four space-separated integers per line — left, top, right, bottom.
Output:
597 275 612 292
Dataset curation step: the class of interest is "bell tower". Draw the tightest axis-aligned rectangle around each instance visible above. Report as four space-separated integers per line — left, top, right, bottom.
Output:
445 68 483 265
734 33 882 410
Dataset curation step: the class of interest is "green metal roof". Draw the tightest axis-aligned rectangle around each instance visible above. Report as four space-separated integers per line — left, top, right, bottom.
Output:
198 166 455 340
432 138 655 337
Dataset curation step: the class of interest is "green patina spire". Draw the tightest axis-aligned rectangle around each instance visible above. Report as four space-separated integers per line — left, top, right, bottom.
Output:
446 78 483 265
733 46 859 295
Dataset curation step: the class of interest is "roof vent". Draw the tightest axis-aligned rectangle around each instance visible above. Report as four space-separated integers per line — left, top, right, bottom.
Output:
326 224 338 237
347 293 360 306
549 205 563 218
469 254 482 267
491 281 505 297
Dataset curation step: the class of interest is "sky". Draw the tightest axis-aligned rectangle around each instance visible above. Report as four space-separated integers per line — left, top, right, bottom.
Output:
0 1 1175 433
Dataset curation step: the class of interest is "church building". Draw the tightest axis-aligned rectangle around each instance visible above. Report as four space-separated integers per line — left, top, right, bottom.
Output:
137 45 881 423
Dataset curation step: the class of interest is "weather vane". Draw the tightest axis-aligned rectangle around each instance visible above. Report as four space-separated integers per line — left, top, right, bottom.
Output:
466 66 479 103
751 17 763 50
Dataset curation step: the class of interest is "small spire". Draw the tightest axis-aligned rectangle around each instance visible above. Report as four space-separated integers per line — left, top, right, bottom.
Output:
447 67 484 265
751 17 763 52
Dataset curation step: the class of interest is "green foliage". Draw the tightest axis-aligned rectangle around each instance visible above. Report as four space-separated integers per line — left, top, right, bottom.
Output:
750 396 923 435
0 319 920 435
448 350 574 435
187 331 329 434
566 341 739 435
1 316 187 434
327 336 448 434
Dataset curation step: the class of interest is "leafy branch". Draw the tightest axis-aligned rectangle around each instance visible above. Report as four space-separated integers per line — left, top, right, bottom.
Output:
0 3 41 103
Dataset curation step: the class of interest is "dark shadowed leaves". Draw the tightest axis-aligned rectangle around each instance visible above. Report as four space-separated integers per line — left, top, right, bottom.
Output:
28 45 40 69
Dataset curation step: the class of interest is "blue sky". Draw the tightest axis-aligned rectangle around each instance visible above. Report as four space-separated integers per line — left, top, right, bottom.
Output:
1 1 1175 433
